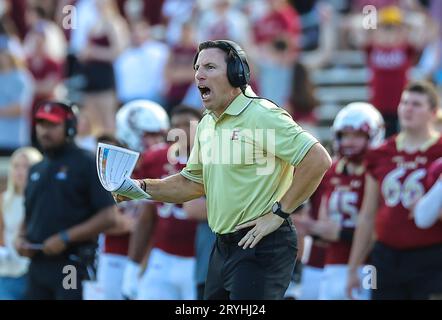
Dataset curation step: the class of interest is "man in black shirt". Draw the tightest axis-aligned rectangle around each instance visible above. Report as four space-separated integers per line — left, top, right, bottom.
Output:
16 101 118 300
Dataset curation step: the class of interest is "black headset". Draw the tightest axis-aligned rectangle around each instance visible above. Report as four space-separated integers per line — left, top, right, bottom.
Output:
36 100 79 138
193 40 282 108
193 40 251 90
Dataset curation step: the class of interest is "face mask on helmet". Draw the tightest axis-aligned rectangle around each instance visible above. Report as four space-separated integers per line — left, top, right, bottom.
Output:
116 100 170 152
332 102 385 161
336 129 370 161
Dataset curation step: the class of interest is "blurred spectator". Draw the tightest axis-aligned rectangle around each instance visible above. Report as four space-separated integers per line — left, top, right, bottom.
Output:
119 0 145 21
56 0 97 104
196 0 251 46
117 0 165 26
351 0 399 12
1 0 27 40
297 1 337 70
25 25 63 104
0 147 42 300
57 0 97 54
78 0 129 136
75 111 97 153
292 1 320 50
25 23 64 148
30 0 59 20
252 0 300 55
0 43 34 154
142 0 166 26
163 22 197 112
114 18 169 105
417 0 442 86
0 17 26 61
350 5 437 137
285 62 320 135
161 0 195 45
24 5 67 63
17 101 118 299
251 0 301 105
339 0 401 50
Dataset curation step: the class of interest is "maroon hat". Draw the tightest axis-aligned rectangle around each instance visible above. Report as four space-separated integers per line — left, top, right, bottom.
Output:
34 102 71 124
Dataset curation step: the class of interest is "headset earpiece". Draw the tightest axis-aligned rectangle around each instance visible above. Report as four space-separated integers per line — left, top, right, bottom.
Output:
35 100 79 138
221 40 250 89
55 100 78 138
64 102 78 138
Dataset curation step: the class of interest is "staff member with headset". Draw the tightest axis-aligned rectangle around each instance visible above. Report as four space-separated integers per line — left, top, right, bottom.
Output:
16 101 118 300
117 40 332 300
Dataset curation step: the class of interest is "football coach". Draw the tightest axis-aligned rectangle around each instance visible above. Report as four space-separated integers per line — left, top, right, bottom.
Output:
118 40 332 299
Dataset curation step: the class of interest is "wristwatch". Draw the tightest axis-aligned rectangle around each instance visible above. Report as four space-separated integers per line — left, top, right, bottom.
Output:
271 201 290 220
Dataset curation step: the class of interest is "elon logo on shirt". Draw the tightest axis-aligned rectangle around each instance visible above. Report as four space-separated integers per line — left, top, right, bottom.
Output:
231 129 240 141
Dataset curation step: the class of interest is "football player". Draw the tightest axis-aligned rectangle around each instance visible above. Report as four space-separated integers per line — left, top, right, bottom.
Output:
292 189 327 300
126 106 205 300
347 81 442 300
97 100 169 300
309 102 384 300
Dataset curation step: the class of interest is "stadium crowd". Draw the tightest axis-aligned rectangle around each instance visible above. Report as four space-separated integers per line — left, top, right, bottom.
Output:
0 0 441 300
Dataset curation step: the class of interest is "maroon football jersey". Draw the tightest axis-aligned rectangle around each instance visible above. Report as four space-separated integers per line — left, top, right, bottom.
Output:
305 181 326 268
365 134 442 249
366 43 416 116
104 201 140 255
322 159 365 265
134 143 197 257
426 157 442 188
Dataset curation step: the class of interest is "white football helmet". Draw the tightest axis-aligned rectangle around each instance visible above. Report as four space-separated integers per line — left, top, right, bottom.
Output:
116 100 169 152
332 102 385 159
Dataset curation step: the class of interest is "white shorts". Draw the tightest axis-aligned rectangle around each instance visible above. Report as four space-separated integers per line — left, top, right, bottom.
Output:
298 265 323 300
318 264 371 300
137 248 196 300
96 253 128 300
82 280 105 300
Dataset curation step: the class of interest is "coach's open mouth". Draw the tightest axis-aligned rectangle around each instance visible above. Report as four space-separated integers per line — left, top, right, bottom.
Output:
198 85 211 101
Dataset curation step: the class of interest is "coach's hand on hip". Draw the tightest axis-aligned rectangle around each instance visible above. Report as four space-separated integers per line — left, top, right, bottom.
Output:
236 213 285 249
43 234 67 255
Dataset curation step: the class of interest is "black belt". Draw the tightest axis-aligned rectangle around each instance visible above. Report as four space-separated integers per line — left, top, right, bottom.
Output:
216 219 290 244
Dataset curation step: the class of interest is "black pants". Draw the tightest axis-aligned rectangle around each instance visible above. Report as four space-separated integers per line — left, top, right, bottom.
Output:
371 241 442 300
26 256 90 300
204 220 297 300
197 283 205 300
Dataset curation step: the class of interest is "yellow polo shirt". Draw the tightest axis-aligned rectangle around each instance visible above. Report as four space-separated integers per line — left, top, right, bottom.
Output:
181 89 318 234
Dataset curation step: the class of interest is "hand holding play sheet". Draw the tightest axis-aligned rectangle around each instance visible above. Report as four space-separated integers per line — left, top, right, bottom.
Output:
96 143 152 200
